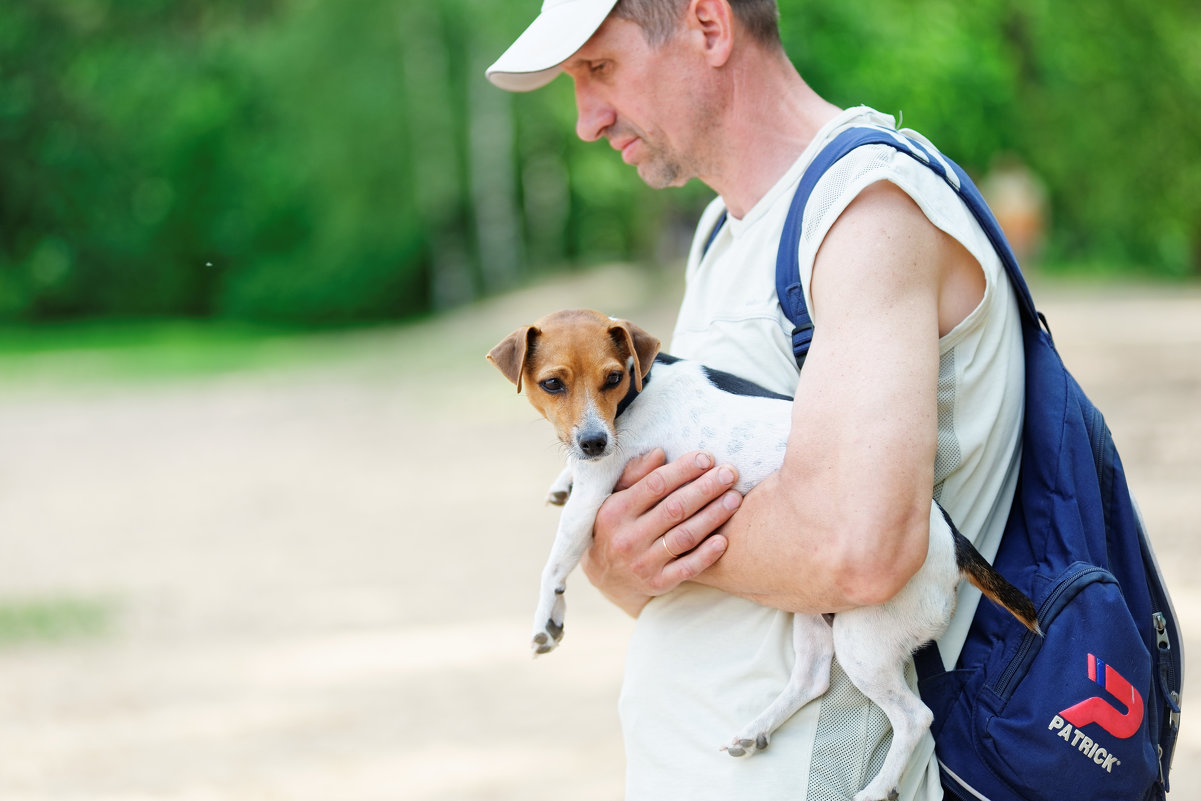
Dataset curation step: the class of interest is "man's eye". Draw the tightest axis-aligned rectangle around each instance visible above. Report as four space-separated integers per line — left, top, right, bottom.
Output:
605 371 624 387
539 378 565 394
590 60 611 76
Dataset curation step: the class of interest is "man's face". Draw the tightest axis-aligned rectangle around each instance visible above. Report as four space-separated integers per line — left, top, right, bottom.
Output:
562 16 715 189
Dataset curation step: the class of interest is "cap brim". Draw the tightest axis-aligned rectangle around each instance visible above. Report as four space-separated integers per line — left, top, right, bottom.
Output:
486 0 619 92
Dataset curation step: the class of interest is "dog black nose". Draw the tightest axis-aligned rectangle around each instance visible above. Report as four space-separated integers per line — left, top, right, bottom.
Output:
579 433 608 457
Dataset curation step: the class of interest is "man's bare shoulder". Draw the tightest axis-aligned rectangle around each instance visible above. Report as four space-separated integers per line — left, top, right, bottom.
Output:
813 180 984 337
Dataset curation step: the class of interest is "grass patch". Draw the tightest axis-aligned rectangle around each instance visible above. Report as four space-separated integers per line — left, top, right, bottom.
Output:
0 596 115 647
0 319 379 385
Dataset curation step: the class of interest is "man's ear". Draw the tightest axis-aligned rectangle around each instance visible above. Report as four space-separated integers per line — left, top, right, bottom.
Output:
609 320 660 392
689 0 735 67
487 325 539 392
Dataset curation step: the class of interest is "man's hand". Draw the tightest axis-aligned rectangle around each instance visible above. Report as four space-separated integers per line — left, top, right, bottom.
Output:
581 449 742 617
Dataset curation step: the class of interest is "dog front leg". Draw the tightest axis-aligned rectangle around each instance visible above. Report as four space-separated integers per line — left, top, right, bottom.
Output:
545 464 574 506
531 483 609 655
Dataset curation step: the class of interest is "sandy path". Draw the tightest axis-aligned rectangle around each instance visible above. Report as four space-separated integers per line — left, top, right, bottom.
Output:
0 266 1197 799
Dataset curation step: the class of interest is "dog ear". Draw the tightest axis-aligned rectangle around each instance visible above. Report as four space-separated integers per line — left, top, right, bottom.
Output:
609 320 660 392
487 325 539 393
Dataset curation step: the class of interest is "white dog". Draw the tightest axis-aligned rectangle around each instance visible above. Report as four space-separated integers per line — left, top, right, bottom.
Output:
488 308 1038 801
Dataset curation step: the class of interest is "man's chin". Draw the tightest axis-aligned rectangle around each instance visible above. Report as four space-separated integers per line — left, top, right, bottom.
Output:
636 161 686 190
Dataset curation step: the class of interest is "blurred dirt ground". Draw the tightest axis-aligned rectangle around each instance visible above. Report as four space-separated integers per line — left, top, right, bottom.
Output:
0 265 1198 800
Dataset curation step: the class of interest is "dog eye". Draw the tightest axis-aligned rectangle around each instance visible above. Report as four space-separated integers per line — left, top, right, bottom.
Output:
605 371 624 387
539 378 565 394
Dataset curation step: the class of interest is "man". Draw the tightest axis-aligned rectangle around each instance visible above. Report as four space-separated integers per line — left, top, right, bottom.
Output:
486 1 1024 799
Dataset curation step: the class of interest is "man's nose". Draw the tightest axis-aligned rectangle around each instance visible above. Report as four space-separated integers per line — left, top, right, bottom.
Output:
574 81 614 142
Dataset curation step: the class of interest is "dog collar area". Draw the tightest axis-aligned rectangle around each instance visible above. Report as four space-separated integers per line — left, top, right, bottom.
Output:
615 366 649 418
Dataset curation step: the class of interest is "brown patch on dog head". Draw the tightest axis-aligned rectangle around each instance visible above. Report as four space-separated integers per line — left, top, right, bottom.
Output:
607 319 660 391
487 325 539 393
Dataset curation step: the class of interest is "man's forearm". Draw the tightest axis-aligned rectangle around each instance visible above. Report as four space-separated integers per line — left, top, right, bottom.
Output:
691 465 932 614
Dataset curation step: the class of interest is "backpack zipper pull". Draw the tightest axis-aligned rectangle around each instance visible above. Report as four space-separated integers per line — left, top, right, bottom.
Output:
1153 612 1181 720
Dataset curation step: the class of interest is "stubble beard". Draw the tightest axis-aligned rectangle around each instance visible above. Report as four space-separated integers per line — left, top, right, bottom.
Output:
637 146 685 189
630 102 719 190
608 122 687 189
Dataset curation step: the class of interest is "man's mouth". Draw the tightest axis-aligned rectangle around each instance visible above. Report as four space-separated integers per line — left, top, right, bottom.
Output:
612 136 639 164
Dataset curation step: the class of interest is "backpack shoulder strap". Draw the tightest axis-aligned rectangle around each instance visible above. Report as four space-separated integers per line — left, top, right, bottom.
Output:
776 126 1044 367
702 209 728 256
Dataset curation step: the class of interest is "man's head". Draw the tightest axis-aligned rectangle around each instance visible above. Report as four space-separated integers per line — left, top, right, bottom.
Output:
488 1 782 190
486 0 781 92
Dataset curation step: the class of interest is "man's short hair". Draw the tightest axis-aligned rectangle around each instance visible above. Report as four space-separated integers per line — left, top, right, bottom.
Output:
613 0 781 48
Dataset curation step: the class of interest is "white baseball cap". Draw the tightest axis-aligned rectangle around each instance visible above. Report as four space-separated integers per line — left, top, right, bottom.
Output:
486 0 621 92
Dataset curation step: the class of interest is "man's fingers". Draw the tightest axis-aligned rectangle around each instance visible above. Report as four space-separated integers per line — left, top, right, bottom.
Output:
661 488 742 559
613 448 668 492
626 450 725 511
654 462 739 534
662 532 728 586
592 451 742 602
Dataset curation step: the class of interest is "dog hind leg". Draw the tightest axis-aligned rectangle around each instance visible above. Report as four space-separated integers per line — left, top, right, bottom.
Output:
726 613 834 757
833 609 935 801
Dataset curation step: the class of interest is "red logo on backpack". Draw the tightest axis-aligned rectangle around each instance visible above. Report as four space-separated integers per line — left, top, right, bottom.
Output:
1059 654 1143 739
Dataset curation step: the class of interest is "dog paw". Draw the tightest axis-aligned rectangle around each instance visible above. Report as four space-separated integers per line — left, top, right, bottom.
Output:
545 468 573 505
530 618 565 656
722 732 770 758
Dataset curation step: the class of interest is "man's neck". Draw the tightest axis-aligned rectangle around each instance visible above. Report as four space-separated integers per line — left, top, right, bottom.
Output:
701 52 842 219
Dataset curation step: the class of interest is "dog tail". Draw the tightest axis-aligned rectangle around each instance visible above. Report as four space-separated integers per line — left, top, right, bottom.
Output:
942 507 1042 636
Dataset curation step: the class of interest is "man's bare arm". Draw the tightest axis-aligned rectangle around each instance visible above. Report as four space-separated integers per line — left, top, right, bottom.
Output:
694 181 982 611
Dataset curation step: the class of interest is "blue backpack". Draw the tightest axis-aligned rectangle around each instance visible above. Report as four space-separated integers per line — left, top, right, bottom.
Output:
708 125 1183 800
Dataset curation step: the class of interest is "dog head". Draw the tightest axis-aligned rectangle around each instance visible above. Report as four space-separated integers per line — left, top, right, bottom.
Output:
487 309 660 460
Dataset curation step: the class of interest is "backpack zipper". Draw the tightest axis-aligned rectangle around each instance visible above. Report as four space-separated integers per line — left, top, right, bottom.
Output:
992 565 1112 699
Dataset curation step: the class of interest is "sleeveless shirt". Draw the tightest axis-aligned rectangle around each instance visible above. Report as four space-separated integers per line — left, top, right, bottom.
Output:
618 106 1024 801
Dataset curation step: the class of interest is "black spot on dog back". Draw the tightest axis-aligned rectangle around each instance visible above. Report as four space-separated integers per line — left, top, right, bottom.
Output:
701 365 793 401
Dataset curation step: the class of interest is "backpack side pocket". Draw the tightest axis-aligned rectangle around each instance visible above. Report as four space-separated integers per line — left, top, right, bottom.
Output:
976 562 1159 801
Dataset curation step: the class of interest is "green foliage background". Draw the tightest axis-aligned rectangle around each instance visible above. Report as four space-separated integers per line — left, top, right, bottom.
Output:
3 0 1199 325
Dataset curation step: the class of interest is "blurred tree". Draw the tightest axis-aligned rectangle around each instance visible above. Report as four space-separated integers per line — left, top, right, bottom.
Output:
781 0 1201 275
0 0 1198 325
